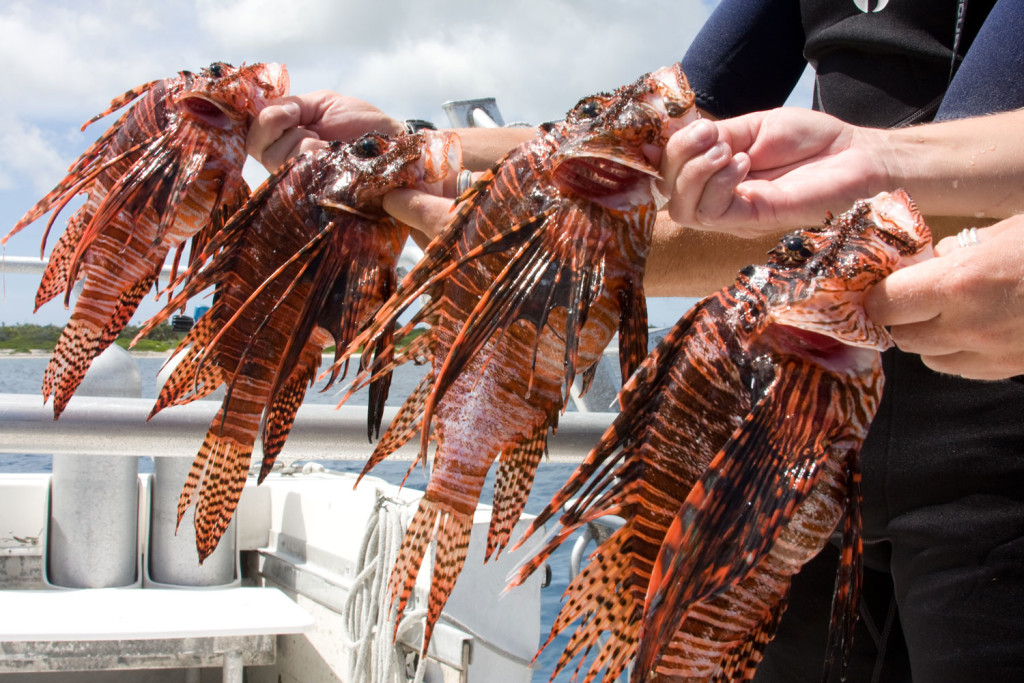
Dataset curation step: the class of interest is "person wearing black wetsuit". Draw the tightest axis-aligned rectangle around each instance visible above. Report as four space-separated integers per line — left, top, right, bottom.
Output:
680 1 1024 681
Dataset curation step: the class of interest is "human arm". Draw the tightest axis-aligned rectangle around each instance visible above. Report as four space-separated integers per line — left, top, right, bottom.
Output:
660 107 1024 236
246 90 535 173
865 214 1024 380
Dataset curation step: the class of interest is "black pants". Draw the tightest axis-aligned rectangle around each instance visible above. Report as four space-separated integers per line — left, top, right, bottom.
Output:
756 350 1024 682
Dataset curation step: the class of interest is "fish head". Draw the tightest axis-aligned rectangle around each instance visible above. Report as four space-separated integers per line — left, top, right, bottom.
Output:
764 189 933 354
170 61 289 131
320 129 463 217
551 64 697 209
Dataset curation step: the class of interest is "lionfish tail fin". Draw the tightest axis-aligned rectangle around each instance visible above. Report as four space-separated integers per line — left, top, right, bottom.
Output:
178 427 253 563
386 498 472 653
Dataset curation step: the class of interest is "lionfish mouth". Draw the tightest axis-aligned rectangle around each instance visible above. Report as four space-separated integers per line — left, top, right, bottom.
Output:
553 156 656 199
767 323 881 372
552 140 661 204
180 95 234 129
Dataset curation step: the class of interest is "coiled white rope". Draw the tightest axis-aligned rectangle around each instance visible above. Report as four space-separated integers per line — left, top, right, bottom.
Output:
340 490 429 683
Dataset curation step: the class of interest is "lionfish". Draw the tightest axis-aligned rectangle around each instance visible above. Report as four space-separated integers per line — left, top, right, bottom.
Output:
342 64 698 650
510 190 932 682
3 62 288 418
134 131 461 561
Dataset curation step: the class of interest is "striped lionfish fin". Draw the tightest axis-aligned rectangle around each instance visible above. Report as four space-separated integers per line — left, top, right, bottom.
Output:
34 215 86 310
178 419 252 563
638 360 838 676
616 276 648 384
710 588 790 683
486 421 548 561
259 336 327 482
543 529 638 683
823 455 864 683
149 314 226 416
357 371 433 486
386 498 473 654
41 272 158 419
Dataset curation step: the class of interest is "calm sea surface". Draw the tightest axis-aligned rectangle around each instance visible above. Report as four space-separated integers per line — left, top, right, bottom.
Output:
0 354 593 680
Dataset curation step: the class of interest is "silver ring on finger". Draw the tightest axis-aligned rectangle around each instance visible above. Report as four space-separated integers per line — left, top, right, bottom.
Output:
455 169 473 196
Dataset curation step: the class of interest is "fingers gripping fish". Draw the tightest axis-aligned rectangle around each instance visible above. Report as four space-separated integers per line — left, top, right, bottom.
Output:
340 65 698 653
511 191 932 682
133 131 461 562
3 62 288 418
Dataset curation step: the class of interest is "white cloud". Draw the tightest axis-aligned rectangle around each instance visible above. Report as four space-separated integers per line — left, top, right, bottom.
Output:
0 115 69 195
1 0 715 324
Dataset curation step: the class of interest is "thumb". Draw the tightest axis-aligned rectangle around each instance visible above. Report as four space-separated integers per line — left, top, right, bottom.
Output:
864 257 946 326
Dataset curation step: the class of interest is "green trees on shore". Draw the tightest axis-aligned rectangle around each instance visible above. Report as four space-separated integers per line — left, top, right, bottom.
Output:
0 323 185 353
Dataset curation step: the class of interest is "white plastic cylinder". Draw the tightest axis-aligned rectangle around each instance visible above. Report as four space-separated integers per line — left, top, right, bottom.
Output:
147 349 236 586
148 454 237 586
47 344 141 588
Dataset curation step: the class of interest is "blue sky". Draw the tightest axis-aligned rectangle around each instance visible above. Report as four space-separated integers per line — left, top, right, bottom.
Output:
0 1 811 329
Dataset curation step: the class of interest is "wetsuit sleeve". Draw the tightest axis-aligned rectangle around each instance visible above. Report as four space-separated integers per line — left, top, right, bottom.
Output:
680 0 807 119
937 0 1024 120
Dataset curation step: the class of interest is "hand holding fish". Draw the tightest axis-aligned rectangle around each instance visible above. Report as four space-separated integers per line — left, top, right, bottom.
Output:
247 91 405 171
658 108 882 236
660 107 1024 237
866 214 1024 380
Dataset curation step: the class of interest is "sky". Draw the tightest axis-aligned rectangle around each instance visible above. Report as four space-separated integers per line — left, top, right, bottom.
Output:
0 0 812 329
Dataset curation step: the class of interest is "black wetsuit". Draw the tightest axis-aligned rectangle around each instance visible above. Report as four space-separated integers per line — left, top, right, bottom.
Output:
680 1 1024 680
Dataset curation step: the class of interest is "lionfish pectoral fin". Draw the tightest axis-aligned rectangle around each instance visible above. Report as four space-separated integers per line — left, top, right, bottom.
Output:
486 421 548 561
822 455 864 683
259 351 322 483
638 370 834 676
356 371 433 488
617 277 649 383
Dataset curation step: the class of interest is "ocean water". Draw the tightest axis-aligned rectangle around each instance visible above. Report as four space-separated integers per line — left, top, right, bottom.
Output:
0 355 596 681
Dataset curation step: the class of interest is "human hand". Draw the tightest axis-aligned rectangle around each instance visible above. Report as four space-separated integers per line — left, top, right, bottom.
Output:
247 91 405 172
383 186 468 250
659 108 886 236
865 214 1024 380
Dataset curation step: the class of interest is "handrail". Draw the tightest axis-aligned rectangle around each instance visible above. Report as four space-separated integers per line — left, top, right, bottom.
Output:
0 394 613 462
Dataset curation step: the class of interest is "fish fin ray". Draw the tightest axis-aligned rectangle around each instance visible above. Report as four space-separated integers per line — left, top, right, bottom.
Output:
486 422 548 561
638 361 840 674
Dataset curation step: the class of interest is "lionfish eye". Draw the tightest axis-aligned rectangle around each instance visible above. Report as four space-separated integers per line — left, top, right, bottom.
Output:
777 233 814 264
207 63 226 78
577 99 604 119
665 101 686 117
352 135 385 158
